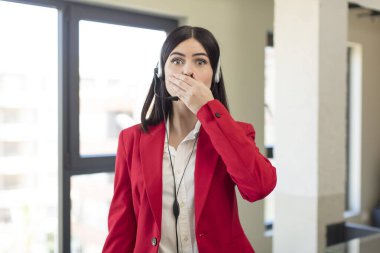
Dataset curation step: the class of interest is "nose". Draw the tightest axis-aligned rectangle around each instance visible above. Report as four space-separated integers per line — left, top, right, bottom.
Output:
182 62 194 78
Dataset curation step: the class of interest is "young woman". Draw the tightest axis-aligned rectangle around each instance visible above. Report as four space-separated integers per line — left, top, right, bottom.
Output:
102 26 276 253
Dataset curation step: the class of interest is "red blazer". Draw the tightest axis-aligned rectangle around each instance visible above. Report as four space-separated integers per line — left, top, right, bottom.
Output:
102 99 276 253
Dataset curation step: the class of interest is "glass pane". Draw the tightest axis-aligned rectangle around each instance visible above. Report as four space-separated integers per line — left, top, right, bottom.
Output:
79 21 166 156
71 173 114 253
0 2 58 253
264 46 276 225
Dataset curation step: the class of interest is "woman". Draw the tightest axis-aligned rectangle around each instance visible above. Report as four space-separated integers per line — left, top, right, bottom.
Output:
102 26 276 253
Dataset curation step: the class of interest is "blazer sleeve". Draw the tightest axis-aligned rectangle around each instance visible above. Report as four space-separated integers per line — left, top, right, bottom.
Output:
102 130 137 253
196 99 277 202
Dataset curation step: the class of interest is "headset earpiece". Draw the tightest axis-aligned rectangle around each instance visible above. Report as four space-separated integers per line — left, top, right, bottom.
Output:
214 57 221 83
157 59 163 78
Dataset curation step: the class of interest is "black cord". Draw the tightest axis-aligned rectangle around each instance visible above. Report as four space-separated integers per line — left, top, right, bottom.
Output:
167 130 198 253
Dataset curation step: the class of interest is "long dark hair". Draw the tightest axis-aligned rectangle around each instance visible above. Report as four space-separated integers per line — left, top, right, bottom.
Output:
140 26 229 132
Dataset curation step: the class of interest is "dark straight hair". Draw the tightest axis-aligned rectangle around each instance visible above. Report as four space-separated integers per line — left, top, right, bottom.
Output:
140 26 229 132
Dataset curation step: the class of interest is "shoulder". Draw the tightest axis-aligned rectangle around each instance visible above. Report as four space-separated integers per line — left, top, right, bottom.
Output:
119 123 142 146
119 122 163 142
121 123 142 135
236 121 256 139
236 121 254 131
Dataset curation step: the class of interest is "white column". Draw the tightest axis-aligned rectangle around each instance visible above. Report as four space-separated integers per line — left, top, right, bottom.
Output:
273 1 347 253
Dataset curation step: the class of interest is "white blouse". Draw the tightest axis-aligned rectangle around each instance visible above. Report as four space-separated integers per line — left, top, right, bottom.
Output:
158 119 201 253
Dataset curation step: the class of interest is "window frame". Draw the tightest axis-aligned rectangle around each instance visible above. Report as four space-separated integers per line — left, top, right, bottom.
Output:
66 3 177 173
63 3 177 252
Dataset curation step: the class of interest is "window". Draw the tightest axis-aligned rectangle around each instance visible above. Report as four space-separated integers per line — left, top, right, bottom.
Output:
78 21 166 156
65 3 176 172
1 1 177 252
0 2 59 252
264 31 275 231
62 3 177 252
71 173 114 252
345 43 362 216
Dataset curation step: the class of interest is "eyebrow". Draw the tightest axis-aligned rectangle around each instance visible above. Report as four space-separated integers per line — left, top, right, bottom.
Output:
169 52 209 57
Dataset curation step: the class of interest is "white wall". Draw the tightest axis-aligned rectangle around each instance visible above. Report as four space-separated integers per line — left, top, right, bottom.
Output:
69 0 275 252
273 1 347 252
347 9 380 225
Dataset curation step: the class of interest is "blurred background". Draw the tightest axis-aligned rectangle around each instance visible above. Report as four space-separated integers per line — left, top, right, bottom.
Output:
0 0 379 252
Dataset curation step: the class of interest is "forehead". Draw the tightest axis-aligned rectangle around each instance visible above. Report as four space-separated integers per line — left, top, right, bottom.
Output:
170 38 208 56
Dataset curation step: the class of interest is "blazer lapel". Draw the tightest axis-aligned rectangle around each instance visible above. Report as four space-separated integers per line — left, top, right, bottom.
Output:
139 123 219 232
194 126 219 228
140 122 165 232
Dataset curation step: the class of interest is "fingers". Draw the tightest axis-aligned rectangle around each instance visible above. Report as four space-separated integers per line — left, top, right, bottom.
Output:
166 78 185 101
167 82 186 100
167 74 194 92
166 73 214 115
175 73 198 86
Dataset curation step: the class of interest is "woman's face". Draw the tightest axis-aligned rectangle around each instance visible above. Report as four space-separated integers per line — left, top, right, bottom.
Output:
164 38 213 90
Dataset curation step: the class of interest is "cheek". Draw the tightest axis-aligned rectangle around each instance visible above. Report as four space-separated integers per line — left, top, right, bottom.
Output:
198 71 213 88
164 78 175 96
164 63 180 77
163 66 174 94
164 69 175 77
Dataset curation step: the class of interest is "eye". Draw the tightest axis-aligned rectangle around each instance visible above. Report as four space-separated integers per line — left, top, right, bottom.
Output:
195 58 208 65
170 57 184 65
